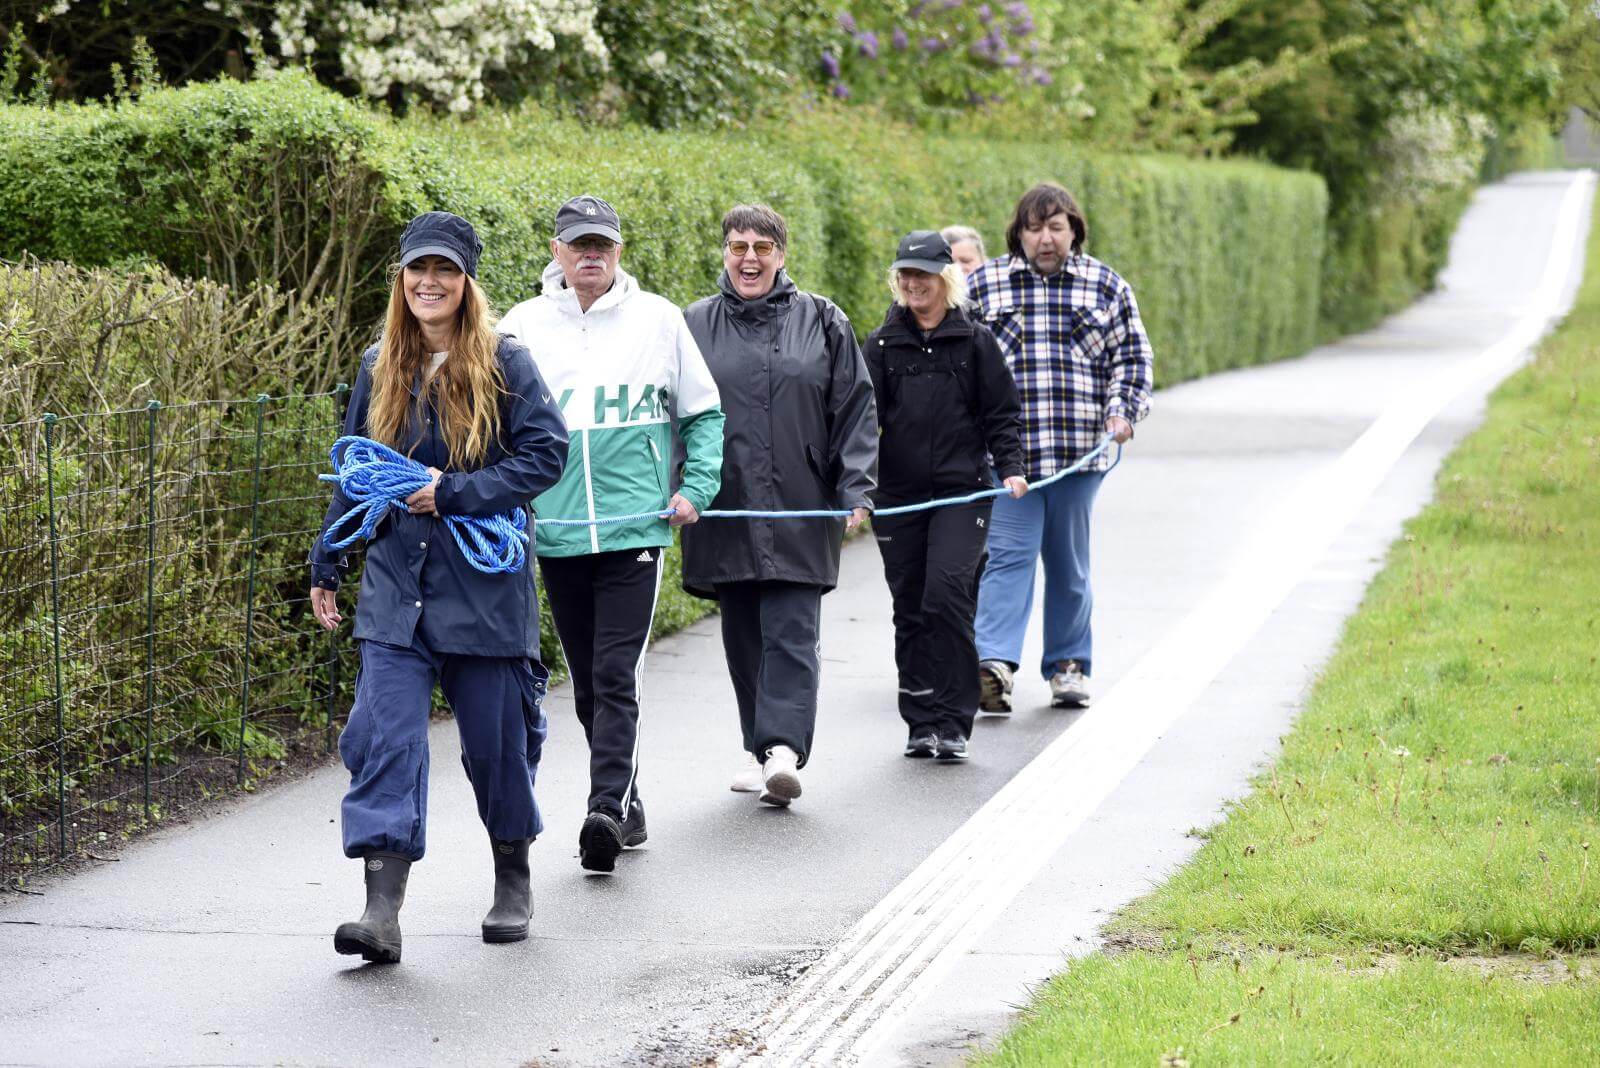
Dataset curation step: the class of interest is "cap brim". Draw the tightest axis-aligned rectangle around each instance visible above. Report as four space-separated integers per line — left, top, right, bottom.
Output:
891 257 951 274
557 223 623 244
400 243 471 274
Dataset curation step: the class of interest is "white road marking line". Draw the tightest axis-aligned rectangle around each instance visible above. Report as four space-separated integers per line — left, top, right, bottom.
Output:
722 170 1594 1068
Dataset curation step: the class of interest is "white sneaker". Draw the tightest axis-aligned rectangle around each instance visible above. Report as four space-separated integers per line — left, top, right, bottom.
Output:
1050 660 1090 707
759 745 802 807
730 752 764 793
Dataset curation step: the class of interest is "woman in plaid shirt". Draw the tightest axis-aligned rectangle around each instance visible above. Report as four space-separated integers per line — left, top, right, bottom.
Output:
965 183 1153 711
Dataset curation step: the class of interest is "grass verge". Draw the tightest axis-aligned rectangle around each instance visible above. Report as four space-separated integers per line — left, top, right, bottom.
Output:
975 189 1600 1064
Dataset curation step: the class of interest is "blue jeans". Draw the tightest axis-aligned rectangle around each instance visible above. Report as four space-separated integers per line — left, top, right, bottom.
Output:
974 471 1104 680
340 633 550 861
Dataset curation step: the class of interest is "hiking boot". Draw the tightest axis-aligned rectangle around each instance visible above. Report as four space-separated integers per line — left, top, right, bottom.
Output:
622 797 648 848
1050 660 1090 707
578 809 624 873
978 660 1014 714
904 726 938 759
936 729 970 762
334 851 410 963
730 752 764 793
759 745 802 807
481 837 532 944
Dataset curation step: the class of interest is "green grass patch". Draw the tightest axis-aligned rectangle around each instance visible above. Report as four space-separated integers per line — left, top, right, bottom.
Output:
975 188 1600 1063
984 952 1600 1066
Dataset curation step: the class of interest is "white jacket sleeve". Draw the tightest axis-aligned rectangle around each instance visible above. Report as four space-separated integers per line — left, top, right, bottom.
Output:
671 309 722 418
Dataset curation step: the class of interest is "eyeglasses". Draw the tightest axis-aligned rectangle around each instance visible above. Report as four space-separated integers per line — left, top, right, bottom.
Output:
567 237 617 254
725 240 779 258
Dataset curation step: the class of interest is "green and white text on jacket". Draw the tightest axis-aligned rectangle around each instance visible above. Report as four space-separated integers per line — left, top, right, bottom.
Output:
499 263 725 557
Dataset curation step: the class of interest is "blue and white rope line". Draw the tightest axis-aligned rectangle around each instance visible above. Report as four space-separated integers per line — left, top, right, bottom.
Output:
320 434 1120 574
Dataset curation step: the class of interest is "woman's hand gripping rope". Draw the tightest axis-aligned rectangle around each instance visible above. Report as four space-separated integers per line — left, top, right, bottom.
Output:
318 436 529 576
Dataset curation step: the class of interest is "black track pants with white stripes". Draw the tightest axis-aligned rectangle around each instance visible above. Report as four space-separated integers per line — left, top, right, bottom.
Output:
538 546 662 820
873 501 993 737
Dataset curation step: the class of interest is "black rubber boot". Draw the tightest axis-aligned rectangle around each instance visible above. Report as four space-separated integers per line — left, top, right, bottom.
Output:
481 837 533 943
334 851 410 963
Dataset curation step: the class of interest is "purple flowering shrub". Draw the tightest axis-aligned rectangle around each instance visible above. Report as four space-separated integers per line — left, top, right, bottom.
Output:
816 2 1053 114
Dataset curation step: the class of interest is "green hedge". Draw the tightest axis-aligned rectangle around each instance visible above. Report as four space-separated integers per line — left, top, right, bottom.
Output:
1 74 1328 389
448 104 1327 384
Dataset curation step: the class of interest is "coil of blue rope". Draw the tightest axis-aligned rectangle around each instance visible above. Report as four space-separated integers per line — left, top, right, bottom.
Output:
319 436 528 575
534 433 1120 528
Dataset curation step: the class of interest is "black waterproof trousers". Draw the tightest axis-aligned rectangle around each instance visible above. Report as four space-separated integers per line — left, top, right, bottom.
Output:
538 546 663 819
873 501 993 738
716 581 824 767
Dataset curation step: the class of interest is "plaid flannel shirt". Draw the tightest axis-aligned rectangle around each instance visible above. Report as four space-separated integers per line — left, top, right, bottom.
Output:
967 252 1153 476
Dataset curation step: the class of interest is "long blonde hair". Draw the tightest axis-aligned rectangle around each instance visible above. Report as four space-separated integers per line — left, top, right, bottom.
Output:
366 270 504 469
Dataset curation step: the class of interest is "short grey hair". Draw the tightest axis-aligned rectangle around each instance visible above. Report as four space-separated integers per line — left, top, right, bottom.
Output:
721 204 788 249
940 225 986 258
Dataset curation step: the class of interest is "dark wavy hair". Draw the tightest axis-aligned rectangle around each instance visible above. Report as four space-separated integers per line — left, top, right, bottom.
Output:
1005 182 1087 258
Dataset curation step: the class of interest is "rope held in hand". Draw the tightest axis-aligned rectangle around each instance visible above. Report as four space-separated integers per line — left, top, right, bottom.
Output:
537 433 1121 528
319 437 528 575
318 434 1121 567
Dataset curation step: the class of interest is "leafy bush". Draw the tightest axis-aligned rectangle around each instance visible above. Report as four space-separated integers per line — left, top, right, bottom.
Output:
0 259 710 875
0 261 345 860
819 3 1050 114
746 105 1326 381
1187 0 1570 334
20 0 605 113
0 73 1328 386
0 75 426 388
587 1 830 127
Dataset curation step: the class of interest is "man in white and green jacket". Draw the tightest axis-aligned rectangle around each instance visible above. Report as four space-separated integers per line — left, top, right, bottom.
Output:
499 195 725 874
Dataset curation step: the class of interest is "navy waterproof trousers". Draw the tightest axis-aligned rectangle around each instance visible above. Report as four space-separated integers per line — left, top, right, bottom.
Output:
339 633 550 861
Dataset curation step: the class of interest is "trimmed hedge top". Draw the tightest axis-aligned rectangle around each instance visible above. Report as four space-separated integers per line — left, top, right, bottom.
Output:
0 73 1327 391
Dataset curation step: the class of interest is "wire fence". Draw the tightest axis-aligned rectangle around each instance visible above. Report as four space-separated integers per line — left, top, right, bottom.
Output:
0 388 356 885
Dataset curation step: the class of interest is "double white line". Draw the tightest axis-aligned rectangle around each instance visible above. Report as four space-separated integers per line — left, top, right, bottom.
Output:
721 170 1594 1068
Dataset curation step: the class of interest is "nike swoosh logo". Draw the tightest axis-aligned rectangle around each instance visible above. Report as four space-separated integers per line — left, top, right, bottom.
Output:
908 244 925 250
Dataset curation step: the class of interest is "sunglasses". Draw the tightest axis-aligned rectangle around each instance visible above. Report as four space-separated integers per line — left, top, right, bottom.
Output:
725 240 779 258
568 237 618 254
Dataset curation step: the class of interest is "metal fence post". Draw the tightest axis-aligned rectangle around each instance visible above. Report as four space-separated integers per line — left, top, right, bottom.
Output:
324 381 350 756
143 401 160 820
236 395 268 785
42 413 67 858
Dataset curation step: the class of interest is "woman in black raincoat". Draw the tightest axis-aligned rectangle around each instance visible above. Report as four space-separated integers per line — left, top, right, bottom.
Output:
864 231 1026 762
681 203 878 808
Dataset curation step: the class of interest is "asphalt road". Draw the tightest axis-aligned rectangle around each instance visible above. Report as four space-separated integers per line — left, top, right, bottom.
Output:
0 171 1591 1068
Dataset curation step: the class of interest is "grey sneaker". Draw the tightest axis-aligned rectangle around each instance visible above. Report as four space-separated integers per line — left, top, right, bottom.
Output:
1050 660 1090 707
904 726 938 758
978 659 1014 714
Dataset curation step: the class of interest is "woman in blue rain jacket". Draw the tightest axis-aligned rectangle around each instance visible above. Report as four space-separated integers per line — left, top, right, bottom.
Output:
308 211 568 964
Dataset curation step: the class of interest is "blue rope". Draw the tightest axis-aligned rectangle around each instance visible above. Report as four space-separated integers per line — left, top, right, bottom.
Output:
319 436 528 575
533 434 1121 527
320 435 1121 557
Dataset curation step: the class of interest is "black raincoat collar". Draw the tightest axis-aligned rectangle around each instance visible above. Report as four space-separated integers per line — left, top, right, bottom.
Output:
717 268 798 321
876 300 976 343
